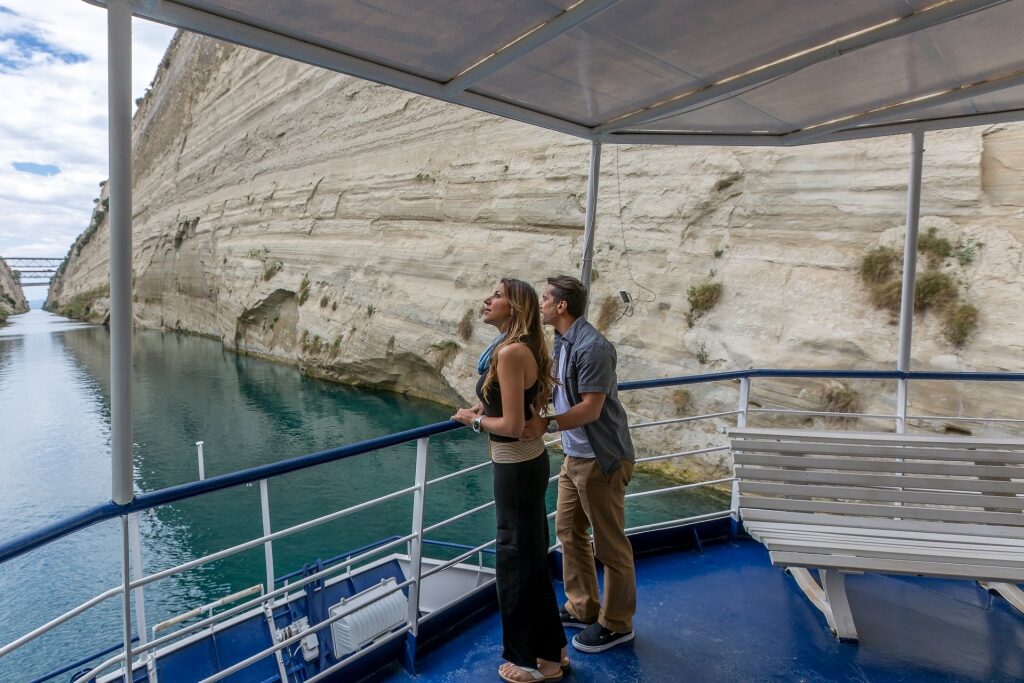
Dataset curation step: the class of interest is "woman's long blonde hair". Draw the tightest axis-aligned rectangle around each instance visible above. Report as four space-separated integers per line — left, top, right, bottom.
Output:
481 278 554 409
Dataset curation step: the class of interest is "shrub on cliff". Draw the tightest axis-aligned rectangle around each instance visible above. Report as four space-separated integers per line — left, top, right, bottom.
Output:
918 227 953 267
943 303 979 347
686 281 722 327
859 247 898 285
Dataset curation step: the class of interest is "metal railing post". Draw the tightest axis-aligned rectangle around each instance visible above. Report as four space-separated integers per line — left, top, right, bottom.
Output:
196 441 206 480
259 479 274 590
128 513 148 646
119 516 133 682
403 437 429 673
731 377 751 520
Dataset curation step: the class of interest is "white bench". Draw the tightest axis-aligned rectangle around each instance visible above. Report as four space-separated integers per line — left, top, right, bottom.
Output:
730 428 1024 642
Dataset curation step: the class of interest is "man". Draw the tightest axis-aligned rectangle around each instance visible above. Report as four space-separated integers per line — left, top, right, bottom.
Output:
524 274 637 653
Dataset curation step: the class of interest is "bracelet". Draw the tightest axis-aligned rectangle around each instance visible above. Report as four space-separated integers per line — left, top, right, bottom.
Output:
471 415 484 433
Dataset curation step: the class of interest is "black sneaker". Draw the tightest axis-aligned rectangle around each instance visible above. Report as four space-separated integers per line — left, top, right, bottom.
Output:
559 606 593 629
571 622 635 653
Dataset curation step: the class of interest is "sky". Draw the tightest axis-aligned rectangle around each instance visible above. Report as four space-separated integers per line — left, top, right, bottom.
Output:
0 0 175 263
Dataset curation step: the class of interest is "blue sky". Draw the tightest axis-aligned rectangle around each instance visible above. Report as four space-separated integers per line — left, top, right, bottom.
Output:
0 0 174 263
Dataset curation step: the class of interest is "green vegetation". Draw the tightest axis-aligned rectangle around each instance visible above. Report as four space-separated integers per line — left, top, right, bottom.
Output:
686 281 722 327
868 279 902 314
300 330 326 354
943 303 979 347
859 246 898 285
713 248 724 258
262 260 283 281
695 343 710 365
320 294 330 308
52 285 110 321
859 240 980 349
956 237 980 266
819 380 860 426
672 389 692 414
457 309 474 341
366 304 375 318
914 270 956 312
298 274 310 305
917 227 952 267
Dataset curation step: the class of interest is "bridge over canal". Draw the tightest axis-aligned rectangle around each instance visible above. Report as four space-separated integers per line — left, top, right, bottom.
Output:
1 257 65 287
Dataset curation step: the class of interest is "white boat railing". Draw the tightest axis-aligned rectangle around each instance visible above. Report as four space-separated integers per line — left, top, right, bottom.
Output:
5 368 1024 682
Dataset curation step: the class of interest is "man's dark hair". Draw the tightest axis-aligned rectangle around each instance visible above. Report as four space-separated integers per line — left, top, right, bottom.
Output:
547 275 588 318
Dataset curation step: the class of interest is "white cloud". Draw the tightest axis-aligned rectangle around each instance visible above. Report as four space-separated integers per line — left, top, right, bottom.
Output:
0 0 175 259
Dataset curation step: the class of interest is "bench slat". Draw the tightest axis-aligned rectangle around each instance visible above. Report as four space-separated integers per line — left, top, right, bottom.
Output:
740 509 1024 539
739 496 1024 526
735 467 1022 494
749 529 1024 558
734 439 1024 463
769 551 1024 583
743 521 1024 547
763 539 1024 568
735 454 1021 478
731 428 1024 450
740 482 1024 510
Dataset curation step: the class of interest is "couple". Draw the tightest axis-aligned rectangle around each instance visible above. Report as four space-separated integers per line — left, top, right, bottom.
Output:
451 276 636 683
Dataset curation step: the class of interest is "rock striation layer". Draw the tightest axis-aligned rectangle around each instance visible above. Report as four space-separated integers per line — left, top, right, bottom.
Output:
0 258 28 323
48 33 1024 477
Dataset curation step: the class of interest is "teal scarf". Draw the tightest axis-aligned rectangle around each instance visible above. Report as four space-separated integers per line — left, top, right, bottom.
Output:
477 333 506 375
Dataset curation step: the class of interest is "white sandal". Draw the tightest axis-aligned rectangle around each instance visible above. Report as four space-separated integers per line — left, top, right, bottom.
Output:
498 662 564 682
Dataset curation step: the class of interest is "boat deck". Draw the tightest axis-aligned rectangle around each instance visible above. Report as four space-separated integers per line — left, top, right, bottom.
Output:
376 537 1024 682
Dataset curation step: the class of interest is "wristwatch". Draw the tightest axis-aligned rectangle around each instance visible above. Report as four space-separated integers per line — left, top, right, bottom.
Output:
545 417 559 434
471 415 484 433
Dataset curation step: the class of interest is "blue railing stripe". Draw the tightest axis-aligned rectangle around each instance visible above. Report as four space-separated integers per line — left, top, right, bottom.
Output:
0 502 121 566
618 369 1024 391
3 368 1023 567
124 420 463 514
0 421 461 565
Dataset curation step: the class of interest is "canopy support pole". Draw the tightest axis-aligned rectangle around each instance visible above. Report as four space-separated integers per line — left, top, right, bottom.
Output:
580 140 602 314
896 130 924 434
108 0 134 506
108 2 134 678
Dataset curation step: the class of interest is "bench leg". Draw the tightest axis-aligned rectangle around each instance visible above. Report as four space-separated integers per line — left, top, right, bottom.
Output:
786 567 859 643
980 582 1024 614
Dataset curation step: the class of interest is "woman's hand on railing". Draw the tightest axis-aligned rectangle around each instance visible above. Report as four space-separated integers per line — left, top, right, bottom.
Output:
451 408 478 426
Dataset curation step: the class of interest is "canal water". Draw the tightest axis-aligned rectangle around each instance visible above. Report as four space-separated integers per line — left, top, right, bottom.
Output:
0 307 727 681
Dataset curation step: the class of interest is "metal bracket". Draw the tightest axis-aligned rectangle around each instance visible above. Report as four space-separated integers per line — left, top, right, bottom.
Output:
979 581 1024 614
786 567 859 642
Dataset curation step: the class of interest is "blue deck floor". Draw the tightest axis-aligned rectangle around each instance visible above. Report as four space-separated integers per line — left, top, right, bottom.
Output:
375 538 1024 682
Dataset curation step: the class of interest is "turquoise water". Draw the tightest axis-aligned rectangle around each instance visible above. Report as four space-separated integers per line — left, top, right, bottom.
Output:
0 308 727 681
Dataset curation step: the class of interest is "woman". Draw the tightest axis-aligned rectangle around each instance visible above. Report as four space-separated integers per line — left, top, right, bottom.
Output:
452 278 568 683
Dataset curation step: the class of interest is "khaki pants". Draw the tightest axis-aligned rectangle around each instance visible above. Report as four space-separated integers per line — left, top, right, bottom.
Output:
556 455 636 633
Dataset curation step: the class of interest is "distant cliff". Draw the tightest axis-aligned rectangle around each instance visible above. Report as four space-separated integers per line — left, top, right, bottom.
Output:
48 32 1024 477
0 258 28 323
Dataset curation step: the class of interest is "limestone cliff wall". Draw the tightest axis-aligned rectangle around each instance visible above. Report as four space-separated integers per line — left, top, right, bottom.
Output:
0 258 28 322
48 33 1024 478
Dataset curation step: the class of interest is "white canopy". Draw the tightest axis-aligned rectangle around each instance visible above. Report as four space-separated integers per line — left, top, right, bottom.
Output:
86 0 1024 145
